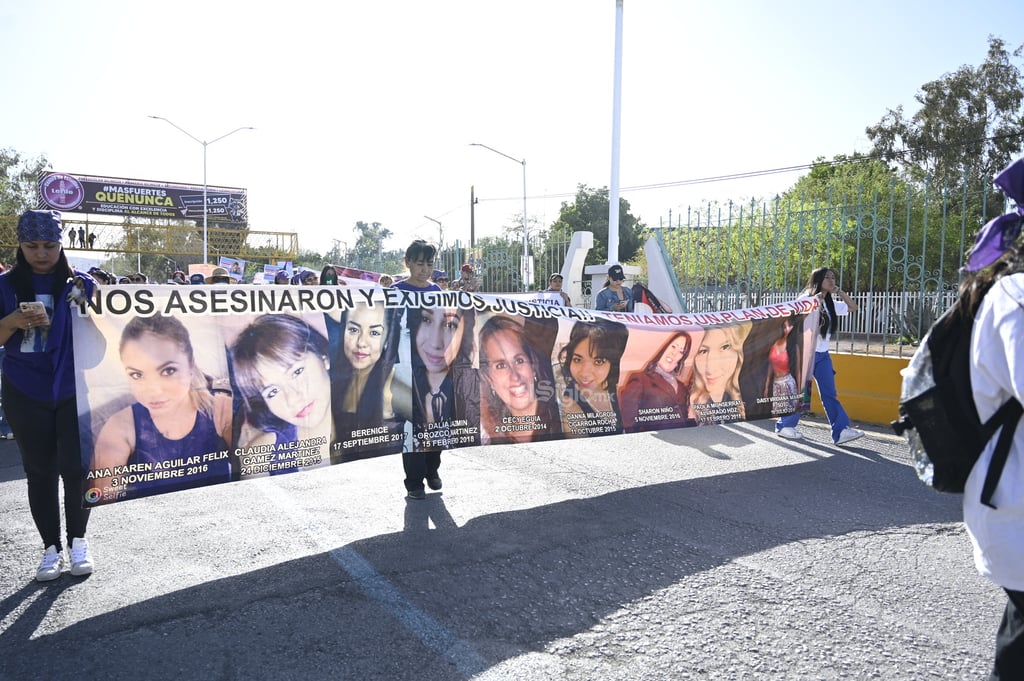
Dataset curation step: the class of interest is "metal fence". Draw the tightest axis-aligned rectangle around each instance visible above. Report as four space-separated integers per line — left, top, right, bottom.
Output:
654 173 1004 357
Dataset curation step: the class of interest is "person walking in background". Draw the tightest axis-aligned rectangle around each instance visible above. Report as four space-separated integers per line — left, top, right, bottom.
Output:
0 210 97 581
595 264 633 312
433 270 450 290
77 226 85 249
775 266 863 444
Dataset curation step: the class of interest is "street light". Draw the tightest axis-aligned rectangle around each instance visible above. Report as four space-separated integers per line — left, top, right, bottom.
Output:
470 142 529 291
423 215 443 250
148 116 254 263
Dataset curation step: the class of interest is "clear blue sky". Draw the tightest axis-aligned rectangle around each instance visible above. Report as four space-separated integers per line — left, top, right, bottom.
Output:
2 1 1021 258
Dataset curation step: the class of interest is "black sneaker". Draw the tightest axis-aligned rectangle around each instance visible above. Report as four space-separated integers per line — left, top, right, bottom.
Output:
406 487 426 500
426 476 442 491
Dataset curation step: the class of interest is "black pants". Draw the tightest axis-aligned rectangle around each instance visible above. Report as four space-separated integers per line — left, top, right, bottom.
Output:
402 450 441 492
2 380 90 553
992 589 1024 680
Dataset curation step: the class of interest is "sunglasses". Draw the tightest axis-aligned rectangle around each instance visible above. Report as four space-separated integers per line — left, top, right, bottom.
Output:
212 276 230 284
437 278 449 282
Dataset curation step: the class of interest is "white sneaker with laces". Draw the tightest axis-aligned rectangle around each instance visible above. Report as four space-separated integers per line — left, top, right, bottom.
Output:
776 427 803 440
69 537 93 576
36 545 63 582
835 427 865 445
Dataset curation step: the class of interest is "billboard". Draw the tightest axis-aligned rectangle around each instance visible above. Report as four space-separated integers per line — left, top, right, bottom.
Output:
37 171 247 227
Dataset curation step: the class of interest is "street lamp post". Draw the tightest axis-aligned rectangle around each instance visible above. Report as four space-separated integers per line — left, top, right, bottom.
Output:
148 116 254 264
423 215 443 250
470 142 529 291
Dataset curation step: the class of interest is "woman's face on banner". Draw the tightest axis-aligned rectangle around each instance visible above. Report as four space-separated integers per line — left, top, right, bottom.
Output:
344 305 386 370
256 351 332 429
695 327 739 397
483 328 537 416
657 335 689 374
569 337 610 391
416 307 464 375
120 333 195 414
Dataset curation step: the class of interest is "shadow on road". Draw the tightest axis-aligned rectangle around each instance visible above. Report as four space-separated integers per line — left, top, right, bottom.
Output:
0 440 962 680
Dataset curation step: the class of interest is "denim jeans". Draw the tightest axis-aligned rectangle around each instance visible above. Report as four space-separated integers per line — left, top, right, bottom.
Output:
776 350 850 442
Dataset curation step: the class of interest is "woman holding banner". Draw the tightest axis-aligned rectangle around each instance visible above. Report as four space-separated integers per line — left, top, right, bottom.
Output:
92 314 234 498
479 314 561 445
689 324 748 424
230 314 334 476
1 210 97 580
775 267 863 444
619 331 695 433
558 319 629 437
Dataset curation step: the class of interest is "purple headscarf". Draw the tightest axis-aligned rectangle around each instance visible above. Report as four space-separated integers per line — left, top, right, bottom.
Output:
963 158 1024 272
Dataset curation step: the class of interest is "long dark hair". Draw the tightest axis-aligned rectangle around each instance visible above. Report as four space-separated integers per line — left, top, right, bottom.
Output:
643 331 692 375
958 244 1024 319
407 306 477 423
804 267 837 339
330 304 401 429
231 314 331 431
559 319 629 415
9 246 74 303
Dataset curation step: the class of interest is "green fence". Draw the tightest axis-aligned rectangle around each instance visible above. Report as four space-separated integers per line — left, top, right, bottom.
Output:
657 173 1005 357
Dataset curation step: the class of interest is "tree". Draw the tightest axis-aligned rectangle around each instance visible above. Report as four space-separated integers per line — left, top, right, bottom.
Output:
0 148 49 216
866 36 1024 196
538 185 646 271
348 221 392 272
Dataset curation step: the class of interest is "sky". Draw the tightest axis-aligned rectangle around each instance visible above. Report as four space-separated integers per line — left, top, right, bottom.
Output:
2 0 1022 259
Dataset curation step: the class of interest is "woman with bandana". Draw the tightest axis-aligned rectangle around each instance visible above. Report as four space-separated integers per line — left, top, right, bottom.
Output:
0 210 97 581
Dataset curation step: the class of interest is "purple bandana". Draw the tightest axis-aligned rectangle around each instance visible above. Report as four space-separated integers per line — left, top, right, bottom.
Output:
16 210 63 243
963 158 1024 272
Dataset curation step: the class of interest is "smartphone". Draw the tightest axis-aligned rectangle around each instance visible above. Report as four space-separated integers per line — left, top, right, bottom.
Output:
19 302 46 315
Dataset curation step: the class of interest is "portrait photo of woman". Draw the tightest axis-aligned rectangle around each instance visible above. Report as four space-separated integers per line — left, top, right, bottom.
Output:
229 314 334 477
329 301 403 462
689 323 749 424
478 314 561 445
558 319 629 437
738 314 805 421
618 330 696 433
91 314 234 497
408 305 479 450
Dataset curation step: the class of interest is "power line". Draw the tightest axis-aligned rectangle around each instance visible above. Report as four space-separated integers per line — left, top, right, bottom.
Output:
476 130 1024 204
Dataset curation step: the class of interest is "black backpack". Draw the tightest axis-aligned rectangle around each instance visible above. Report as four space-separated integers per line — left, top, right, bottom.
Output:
892 298 1022 508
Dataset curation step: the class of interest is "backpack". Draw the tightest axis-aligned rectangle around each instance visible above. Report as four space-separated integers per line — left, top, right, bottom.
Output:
891 298 1022 509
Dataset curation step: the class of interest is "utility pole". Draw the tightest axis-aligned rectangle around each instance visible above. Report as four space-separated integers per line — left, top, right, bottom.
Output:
470 185 477 248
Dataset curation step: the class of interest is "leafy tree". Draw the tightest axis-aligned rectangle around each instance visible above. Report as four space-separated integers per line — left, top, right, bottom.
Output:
347 221 393 272
0 148 49 216
539 185 646 270
866 36 1024 197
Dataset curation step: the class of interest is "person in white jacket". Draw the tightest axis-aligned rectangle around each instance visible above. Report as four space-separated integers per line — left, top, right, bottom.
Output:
962 156 1024 680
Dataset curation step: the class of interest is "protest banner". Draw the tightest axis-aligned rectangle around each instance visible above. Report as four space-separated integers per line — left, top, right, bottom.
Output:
74 286 818 506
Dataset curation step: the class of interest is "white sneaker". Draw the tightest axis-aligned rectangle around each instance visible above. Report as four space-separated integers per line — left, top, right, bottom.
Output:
776 427 803 440
36 545 63 582
835 427 865 445
69 537 93 576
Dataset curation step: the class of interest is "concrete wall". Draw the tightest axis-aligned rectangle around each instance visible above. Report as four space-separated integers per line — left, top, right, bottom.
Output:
811 353 909 428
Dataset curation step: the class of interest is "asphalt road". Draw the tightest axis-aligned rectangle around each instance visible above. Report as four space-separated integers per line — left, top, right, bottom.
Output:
0 415 1004 680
